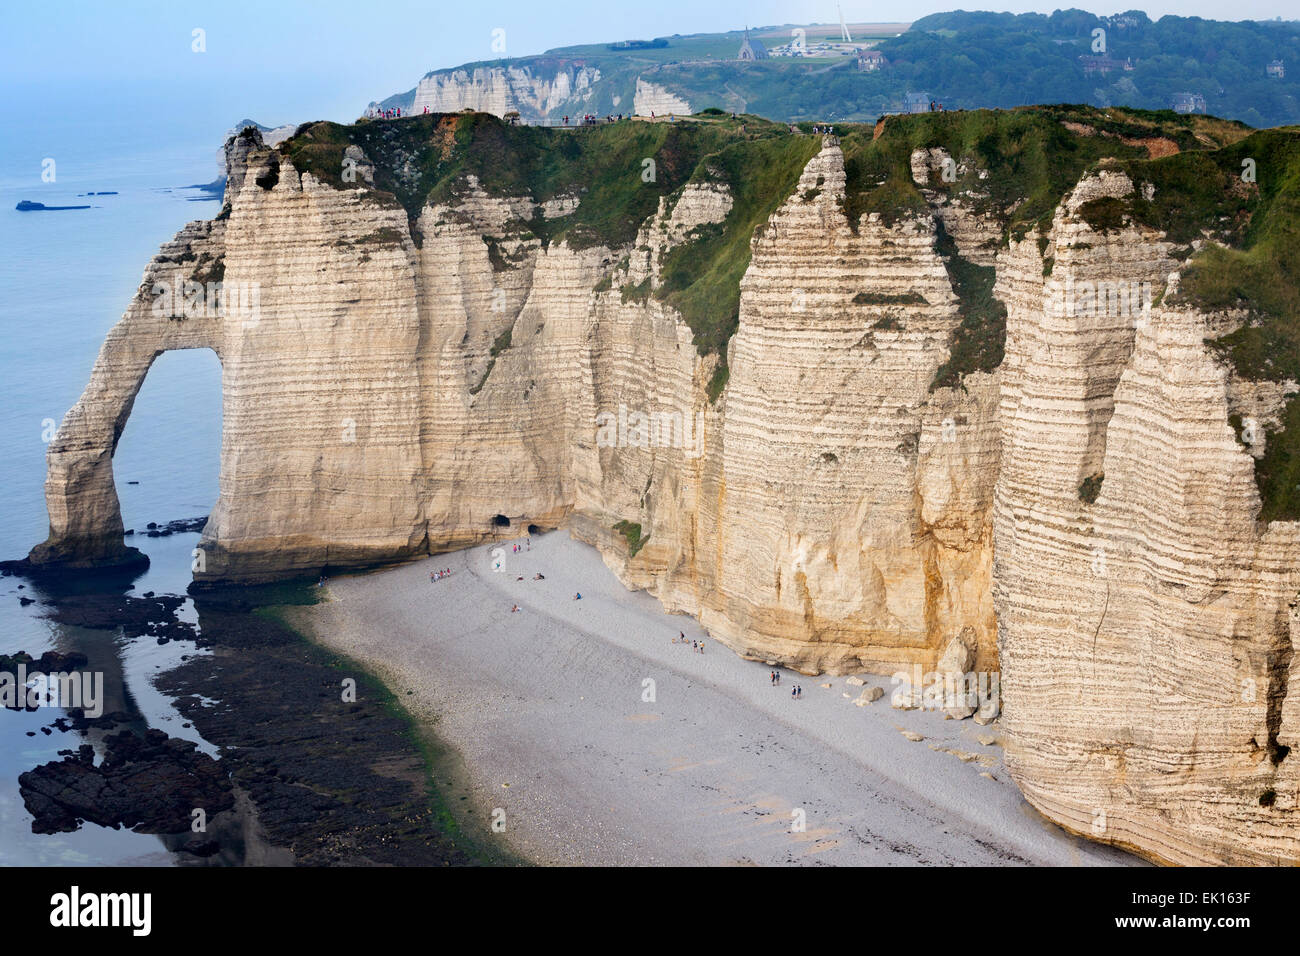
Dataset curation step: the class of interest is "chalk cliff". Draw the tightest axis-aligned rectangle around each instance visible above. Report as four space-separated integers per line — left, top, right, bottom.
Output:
28 108 1300 864
405 64 602 120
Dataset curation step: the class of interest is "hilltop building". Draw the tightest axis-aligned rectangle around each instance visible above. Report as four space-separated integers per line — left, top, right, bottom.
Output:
904 92 930 114
858 49 886 71
1268 59 1285 78
1171 92 1206 114
738 28 768 61
1079 54 1133 76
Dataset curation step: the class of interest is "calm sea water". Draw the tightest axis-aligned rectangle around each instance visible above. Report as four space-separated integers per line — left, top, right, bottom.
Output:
0 112 227 863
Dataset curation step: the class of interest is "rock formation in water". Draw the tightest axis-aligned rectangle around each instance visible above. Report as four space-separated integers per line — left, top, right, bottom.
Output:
27 107 1300 864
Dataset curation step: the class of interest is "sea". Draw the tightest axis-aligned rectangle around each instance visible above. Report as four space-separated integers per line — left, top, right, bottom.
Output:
0 108 227 864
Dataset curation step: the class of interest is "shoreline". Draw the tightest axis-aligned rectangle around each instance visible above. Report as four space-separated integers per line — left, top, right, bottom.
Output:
267 601 523 867
293 529 1142 866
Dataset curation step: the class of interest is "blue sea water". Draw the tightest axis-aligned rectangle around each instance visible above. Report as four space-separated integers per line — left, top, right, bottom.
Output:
0 111 228 863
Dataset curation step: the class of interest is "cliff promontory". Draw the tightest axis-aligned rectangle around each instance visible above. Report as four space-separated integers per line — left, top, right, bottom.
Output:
28 106 1300 864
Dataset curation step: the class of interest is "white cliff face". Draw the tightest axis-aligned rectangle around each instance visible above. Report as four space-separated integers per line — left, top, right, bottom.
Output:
994 169 1300 864
36 134 1001 680
34 126 1300 864
633 78 691 117
410 65 601 120
621 145 1000 675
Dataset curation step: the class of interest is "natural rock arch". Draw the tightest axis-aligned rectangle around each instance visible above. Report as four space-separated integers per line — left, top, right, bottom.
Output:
28 220 228 573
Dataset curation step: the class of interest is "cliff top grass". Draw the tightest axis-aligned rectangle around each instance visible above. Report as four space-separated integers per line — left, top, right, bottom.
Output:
279 112 791 253
837 104 1249 239
280 110 815 376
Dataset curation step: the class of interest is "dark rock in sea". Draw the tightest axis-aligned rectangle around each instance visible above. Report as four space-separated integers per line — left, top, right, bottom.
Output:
180 838 220 857
182 177 226 196
0 650 90 674
18 728 234 834
17 596 33 606
40 594 197 644
15 200 91 211
53 708 131 733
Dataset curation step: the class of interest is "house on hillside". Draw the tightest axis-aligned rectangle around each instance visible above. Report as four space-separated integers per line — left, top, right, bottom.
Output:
1268 59 1285 78
738 29 768 61
858 49 886 72
904 92 930 114
1171 92 1206 114
1079 54 1133 76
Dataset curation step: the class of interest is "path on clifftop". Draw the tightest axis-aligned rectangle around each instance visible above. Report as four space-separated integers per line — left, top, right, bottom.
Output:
295 532 1140 866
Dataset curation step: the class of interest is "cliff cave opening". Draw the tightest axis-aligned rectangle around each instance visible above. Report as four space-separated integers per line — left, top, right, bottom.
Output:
527 524 540 535
492 514 510 527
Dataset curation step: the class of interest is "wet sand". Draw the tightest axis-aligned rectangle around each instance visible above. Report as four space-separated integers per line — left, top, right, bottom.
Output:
293 531 1139 866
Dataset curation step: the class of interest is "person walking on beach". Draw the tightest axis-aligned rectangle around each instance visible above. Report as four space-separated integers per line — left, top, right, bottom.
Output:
791 686 797 699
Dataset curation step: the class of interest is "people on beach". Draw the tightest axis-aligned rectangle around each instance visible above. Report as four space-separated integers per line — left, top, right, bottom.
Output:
574 592 582 600
797 685 802 699
511 604 520 613
533 573 544 580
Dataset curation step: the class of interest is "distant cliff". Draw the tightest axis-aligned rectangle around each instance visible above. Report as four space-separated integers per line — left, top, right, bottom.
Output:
28 106 1300 864
371 12 1300 127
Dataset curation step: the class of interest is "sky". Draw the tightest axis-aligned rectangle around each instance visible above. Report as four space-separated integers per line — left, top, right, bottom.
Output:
1 0 1295 158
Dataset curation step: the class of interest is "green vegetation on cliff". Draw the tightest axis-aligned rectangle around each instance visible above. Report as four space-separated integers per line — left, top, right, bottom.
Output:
282 112 772 252
613 519 648 557
655 131 821 358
